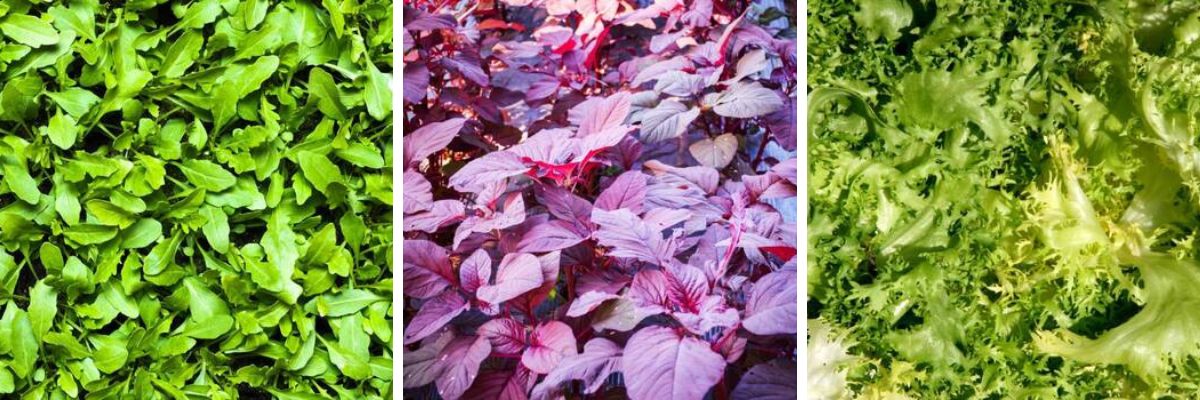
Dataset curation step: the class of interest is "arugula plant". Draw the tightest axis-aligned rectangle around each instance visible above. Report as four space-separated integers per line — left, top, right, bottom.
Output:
402 0 797 399
811 0 1200 397
0 0 392 398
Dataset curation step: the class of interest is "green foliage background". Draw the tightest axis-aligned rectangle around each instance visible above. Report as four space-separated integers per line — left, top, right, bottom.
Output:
811 0 1200 397
0 0 392 398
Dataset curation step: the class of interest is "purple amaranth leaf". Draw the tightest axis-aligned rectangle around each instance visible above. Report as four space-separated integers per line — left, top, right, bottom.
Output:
464 365 535 400
566 290 620 317
403 170 433 214
404 118 466 168
665 263 709 311
478 317 528 354
404 290 469 344
403 29 415 53
621 326 727 400
645 176 709 210
724 231 795 263
535 186 593 231
580 0 619 20
403 330 455 388
680 0 713 27
454 194 527 250
689 225 731 282
743 269 797 335
442 51 490 86
730 359 797 400
674 295 741 336
653 71 707 97
595 170 648 214
629 269 670 314
403 199 466 233
712 10 746 66
459 249 492 294
765 96 797 152
535 250 562 290
644 160 720 195
533 25 574 48
643 208 692 231
513 250 564 311
510 128 578 166
649 29 689 54
575 270 631 295
433 335 493 400
591 208 676 265
498 213 551 255
491 40 543 65
704 81 784 119
404 62 430 104
448 151 530 192
531 338 623 400
577 125 635 157
743 172 796 200
403 240 455 299
527 77 561 101
492 69 551 92
591 295 646 332
571 91 632 136
404 6 458 31
714 323 749 363
730 22 794 65
632 55 692 87
689 133 738 169
614 0 680 26
521 321 578 374
637 100 700 143
516 220 586 253
772 158 797 185
477 253 544 304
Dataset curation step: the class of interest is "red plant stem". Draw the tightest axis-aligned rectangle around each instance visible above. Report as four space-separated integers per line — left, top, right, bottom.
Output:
717 223 742 277
565 264 576 300
715 376 730 400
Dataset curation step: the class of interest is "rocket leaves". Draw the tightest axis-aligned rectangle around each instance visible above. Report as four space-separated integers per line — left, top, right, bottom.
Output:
0 15 60 47
177 160 237 192
0 0 392 398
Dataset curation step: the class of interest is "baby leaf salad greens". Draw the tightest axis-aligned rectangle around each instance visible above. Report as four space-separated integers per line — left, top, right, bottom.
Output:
0 0 392 398
403 0 796 399
811 0 1200 397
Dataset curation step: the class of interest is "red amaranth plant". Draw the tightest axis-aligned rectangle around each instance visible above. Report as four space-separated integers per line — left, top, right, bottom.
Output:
402 1 797 399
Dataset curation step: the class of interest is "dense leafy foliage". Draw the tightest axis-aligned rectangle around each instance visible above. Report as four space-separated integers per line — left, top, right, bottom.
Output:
810 0 1200 397
402 0 796 399
0 1 392 398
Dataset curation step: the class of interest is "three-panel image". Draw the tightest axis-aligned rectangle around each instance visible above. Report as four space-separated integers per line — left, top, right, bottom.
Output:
17 0 1187 399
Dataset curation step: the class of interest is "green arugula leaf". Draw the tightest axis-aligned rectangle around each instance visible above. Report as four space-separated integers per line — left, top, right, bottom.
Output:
317 289 385 317
296 150 344 194
177 160 236 192
0 15 59 47
160 30 203 78
44 89 100 119
9 309 37 378
363 61 392 120
0 1 393 397
307 67 347 119
28 281 56 341
42 110 77 150
2 160 40 204
119 218 162 249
